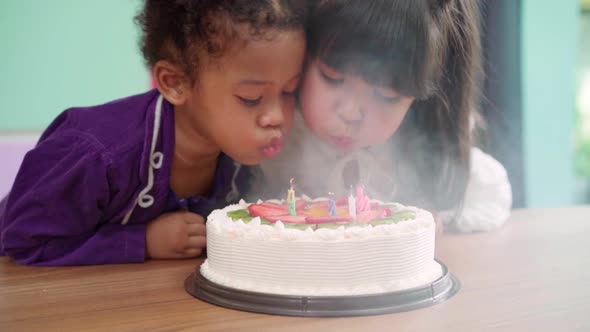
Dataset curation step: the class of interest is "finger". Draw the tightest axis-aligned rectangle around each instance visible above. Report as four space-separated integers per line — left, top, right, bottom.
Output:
183 248 203 258
187 223 206 236
183 212 205 224
170 248 202 259
185 235 206 249
163 250 200 259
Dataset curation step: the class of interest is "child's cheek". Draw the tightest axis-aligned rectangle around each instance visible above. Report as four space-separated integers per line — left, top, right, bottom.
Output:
302 108 323 134
365 115 398 145
301 93 327 129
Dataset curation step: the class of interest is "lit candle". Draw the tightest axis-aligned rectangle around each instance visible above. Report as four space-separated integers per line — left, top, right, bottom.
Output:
328 192 337 216
287 178 296 215
348 186 356 219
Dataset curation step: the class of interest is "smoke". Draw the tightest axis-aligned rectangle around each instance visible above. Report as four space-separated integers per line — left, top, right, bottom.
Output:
248 110 451 213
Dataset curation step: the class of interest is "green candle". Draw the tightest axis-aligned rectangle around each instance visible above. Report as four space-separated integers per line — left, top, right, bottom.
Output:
287 178 296 215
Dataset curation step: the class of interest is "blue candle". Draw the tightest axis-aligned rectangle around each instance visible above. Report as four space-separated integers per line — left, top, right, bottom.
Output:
328 192 337 216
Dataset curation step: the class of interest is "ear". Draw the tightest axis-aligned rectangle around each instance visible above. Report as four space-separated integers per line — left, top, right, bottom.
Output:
152 60 189 105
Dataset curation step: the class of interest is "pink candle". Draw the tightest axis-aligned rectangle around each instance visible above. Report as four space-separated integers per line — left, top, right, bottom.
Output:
356 185 370 213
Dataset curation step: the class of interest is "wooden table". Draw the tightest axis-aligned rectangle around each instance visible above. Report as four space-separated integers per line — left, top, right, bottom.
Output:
1 207 589 331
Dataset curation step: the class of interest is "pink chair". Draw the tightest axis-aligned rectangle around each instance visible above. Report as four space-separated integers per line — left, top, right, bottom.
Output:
0 136 38 197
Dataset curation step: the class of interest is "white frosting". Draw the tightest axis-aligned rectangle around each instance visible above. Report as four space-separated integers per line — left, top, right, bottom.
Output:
201 199 442 296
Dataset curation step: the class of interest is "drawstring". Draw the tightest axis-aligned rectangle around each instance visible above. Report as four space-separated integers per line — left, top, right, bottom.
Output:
121 95 164 225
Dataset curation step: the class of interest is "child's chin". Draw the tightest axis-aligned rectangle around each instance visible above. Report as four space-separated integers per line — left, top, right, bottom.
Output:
329 141 357 153
235 155 266 166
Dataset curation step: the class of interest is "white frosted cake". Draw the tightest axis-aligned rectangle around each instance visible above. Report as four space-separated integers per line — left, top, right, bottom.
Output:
200 195 443 296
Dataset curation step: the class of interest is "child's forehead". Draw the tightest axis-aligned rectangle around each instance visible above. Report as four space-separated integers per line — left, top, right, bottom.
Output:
200 29 305 82
317 54 396 85
220 30 303 60
203 25 303 61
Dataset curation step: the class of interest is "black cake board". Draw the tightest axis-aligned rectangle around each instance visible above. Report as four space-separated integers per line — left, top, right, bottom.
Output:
184 259 460 317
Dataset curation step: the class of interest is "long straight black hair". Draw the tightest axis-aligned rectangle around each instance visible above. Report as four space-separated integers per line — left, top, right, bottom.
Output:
307 0 483 212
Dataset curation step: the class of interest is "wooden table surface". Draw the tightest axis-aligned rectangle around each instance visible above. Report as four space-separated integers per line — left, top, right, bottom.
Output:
1 207 590 332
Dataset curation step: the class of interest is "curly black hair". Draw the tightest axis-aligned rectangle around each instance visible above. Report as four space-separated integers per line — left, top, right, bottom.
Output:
136 0 307 79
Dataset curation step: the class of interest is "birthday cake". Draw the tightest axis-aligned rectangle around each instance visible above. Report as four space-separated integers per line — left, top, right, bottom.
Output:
199 185 443 296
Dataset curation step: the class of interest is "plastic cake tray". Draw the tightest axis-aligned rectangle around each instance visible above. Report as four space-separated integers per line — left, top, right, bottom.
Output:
184 259 460 317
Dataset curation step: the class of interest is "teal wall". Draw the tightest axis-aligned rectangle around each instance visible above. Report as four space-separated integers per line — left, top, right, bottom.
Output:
522 0 580 207
0 0 149 131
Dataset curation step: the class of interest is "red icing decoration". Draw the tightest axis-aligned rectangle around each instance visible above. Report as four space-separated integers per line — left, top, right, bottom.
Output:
248 204 288 217
265 214 307 224
307 198 348 210
305 216 353 224
357 209 387 223
261 202 287 210
384 207 393 217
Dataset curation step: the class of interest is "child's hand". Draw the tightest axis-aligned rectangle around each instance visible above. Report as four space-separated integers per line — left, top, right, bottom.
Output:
146 211 206 259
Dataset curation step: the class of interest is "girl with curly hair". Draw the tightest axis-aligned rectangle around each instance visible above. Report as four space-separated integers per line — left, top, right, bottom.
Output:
0 0 307 265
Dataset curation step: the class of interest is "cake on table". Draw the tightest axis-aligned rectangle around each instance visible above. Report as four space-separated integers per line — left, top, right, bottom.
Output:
199 184 443 297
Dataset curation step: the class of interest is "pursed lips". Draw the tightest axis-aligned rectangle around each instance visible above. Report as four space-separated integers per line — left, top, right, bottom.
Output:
330 135 355 151
261 136 284 158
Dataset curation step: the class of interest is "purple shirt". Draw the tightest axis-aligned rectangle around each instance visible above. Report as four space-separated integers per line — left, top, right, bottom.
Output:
0 90 246 266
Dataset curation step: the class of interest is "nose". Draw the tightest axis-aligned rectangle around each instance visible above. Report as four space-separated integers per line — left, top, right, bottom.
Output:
258 102 286 128
336 98 363 125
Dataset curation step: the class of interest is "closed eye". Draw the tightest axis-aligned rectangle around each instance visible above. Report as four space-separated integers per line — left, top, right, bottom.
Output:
282 87 298 97
237 96 262 107
318 67 344 85
374 90 401 104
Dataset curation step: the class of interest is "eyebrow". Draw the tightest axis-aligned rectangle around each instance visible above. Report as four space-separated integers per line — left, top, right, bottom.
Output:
236 73 302 86
237 79 270 86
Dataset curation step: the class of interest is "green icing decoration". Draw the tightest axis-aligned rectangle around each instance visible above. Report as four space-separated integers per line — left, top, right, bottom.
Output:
371 211 417 225
284 223 313 230
390 210 417 222
227 209 254 223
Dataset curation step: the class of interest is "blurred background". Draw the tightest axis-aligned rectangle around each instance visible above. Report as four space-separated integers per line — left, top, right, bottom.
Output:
0 0 588 209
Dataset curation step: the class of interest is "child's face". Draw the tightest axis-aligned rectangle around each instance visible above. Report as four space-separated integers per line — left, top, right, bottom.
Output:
299 60 415 152
184 30 305 165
